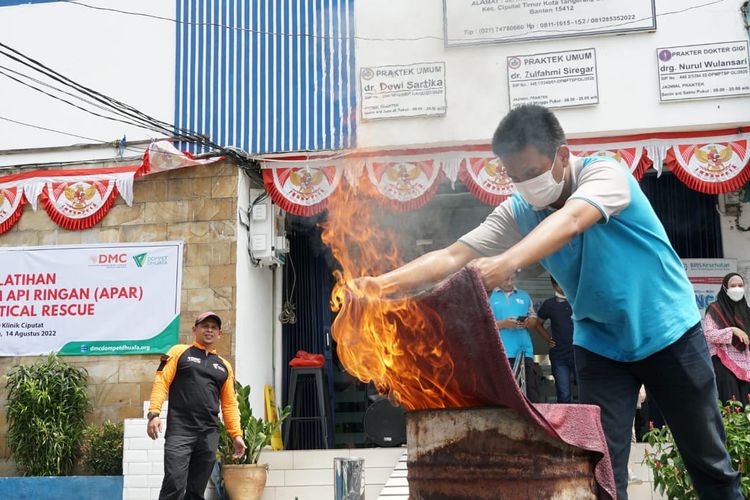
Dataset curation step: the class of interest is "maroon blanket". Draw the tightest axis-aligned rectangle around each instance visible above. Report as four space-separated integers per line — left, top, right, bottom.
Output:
338 266 615 499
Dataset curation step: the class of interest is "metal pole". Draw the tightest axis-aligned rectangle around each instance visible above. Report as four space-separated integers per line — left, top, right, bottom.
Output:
334 457 365 500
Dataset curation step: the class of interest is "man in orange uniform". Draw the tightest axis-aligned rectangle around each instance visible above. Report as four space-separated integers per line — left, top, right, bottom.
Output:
147 311 246 500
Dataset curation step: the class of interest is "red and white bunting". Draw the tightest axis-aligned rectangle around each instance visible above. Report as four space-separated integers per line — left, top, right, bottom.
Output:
0 186 25 235
41 179 118 230
366 160 443 211
262 165 343 216
570 146 652 180
0 165 142 233
665 137 750 194
142 140 223 174
459 156 515 206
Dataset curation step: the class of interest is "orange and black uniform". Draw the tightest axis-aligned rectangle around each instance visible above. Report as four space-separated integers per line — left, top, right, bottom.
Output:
149 342 241 500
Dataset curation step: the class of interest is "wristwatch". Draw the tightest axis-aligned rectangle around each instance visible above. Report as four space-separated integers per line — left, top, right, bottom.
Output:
147 412 160 421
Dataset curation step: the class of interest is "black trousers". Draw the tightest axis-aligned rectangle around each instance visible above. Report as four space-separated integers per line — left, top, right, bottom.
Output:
576 324 741 500
159 431 219 500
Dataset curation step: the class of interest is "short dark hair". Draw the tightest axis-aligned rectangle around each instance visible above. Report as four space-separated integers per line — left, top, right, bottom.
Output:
550 276 558 287
491 105 566 160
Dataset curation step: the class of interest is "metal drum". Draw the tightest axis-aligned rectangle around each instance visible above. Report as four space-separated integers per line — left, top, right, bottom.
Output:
406 407 598 500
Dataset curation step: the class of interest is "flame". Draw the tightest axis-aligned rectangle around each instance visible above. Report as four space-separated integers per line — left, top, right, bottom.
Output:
320 181 476 410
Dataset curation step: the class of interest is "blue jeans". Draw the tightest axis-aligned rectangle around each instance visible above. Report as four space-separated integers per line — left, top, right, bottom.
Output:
551 356 575 403
575 323 741 500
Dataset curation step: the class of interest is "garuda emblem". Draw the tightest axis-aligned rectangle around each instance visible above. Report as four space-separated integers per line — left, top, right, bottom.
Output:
385 163 422 192
695 145 733 172
64 183 98 210
482 158 512 187
288 168 325 195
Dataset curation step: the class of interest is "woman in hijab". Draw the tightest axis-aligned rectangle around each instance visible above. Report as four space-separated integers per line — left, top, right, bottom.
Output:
703 272 750 403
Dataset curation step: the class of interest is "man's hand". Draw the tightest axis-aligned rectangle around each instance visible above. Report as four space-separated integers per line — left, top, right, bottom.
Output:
146 416 162 440
547 338 557 348
471 255 515 291
496 318 523 329
232 436 247 459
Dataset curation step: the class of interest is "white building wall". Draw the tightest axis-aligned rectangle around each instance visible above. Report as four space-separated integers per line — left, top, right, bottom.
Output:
0 0 175 165
236 172 277 415
720 204 750 272
354 0 750 149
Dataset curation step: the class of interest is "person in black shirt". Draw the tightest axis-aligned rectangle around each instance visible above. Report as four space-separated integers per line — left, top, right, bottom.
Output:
534 277 576 403
147 311 246 500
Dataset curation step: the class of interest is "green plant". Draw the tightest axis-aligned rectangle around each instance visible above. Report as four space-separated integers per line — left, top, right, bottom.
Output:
5 354 89 476
81 421 123 475
644 398 750 499
217 381 291 465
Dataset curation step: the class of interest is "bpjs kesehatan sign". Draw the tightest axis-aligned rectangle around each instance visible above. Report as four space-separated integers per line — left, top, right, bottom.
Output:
0 242 183 356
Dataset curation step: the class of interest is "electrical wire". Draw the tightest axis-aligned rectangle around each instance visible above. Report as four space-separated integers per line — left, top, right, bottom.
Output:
0 66 178 137
0 63 135 120
0 41 219 149
279 249 297 325
0 114 108 144
63 0 731 43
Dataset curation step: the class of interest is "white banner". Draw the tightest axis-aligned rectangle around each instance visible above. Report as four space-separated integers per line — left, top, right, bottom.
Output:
444 0 655 47
0 242 183 356
682 258 737 314
360 62 447 120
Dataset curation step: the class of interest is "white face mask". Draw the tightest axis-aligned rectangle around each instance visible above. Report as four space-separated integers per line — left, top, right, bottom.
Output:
512 151 564 208
554 291 566 299
727 287 745 302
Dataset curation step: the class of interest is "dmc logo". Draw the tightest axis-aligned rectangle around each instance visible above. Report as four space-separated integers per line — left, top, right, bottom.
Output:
79 345 89 353
133 253 148 268
95 253 127 264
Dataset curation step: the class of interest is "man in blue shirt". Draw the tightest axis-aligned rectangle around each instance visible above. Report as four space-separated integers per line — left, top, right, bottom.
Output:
489 275 540 402
364 105 740 499
535 277 575 403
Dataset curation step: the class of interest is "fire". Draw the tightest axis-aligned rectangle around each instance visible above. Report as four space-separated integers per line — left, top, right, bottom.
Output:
320 181 476 410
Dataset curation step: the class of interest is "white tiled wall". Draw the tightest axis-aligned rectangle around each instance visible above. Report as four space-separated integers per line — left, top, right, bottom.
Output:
260 448 404 500
123 419 168 500
122 418 404 500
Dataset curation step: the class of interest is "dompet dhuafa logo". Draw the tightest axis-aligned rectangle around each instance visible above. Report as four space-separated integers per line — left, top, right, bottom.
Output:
132 252 169 268
132 252 148 268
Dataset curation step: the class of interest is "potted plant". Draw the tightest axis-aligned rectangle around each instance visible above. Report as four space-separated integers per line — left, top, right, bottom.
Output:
217 381 290 500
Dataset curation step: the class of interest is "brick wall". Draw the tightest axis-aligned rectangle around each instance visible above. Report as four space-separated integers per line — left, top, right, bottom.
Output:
0 161 239 476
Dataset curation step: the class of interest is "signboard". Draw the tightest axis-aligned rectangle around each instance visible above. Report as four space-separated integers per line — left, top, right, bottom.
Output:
0 242 183 356
682 258 737 314
360 62 446 120
507 48 598 109
657 41 750 102
443 0 656 47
